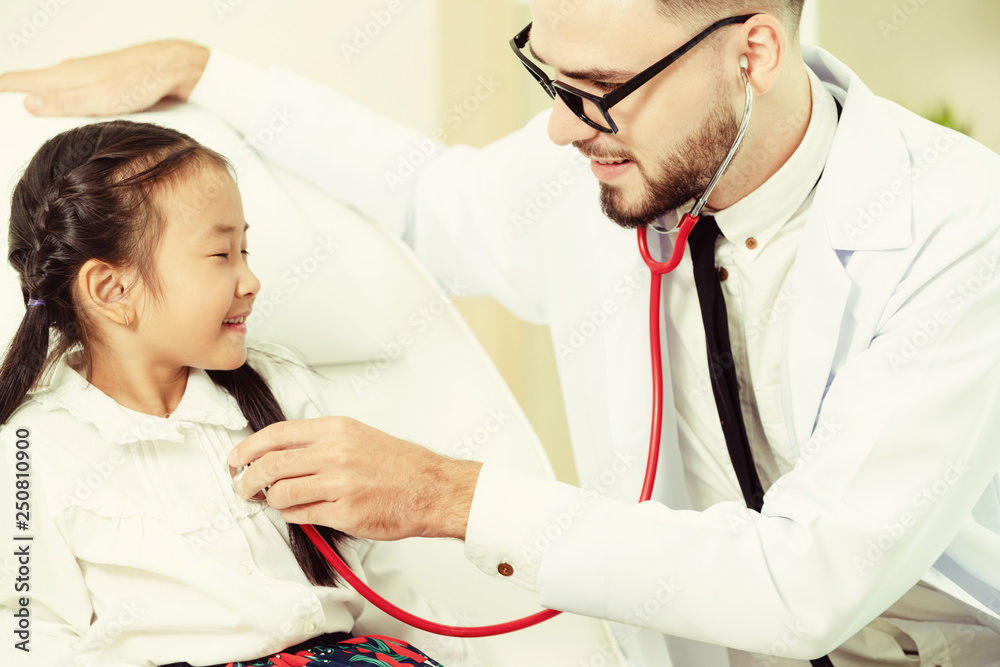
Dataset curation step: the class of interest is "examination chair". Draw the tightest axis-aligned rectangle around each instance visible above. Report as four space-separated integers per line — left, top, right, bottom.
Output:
0 95 627 666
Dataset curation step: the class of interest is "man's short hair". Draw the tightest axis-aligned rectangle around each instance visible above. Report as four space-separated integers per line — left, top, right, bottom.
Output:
655 1 806 42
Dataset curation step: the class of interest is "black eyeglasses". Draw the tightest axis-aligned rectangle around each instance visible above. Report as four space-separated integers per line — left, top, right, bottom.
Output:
510 14 759 134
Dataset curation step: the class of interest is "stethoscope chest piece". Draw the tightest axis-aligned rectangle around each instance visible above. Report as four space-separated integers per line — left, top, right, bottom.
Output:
228 462 268 502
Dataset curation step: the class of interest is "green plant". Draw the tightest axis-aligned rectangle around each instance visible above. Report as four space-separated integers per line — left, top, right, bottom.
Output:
924 103 974 137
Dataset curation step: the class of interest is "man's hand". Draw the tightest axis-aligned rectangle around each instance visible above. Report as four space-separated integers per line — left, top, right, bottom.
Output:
228 417 483 542
0 39 209 117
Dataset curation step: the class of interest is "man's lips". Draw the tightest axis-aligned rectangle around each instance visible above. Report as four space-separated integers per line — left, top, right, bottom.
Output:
576 141 637 182
582 152 634 165
588 156 635 182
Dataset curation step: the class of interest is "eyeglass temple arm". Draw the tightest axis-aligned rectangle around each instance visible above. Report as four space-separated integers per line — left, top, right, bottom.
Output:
604 13 760 109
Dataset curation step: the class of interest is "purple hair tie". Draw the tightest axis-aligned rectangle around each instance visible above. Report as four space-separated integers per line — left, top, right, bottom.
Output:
27 299 46 307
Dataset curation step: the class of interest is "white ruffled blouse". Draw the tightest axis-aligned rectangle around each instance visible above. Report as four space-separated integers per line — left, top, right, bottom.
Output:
0 344 467 667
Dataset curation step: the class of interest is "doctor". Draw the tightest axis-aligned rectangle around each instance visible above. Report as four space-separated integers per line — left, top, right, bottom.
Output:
5 1 1000 665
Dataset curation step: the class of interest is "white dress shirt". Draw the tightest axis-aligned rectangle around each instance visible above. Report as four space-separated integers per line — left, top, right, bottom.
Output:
0 343 470 667
662 66 839 512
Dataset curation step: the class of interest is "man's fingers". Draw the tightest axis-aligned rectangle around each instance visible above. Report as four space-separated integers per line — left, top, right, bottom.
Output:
279 501 341 529
230 420 297 467
264 473 336 511
0 41 199 116
230 417 345 467
0 45 152 92
1 77 133 117
0 58 106 93
236 446 323 499
25 87 111 117
0 67 61 93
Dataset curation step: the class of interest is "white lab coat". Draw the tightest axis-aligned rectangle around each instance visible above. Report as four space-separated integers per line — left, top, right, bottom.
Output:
194 45 1000 665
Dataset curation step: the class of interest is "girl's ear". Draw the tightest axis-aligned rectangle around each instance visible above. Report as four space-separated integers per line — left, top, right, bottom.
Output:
76 259 134 327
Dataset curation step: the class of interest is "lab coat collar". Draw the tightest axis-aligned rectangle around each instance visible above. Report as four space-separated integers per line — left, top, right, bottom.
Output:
31 349 249 443
711 66 839 260
805 45 915 251
779 46 917 448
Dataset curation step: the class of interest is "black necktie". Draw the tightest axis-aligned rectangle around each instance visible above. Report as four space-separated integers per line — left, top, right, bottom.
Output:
687 215 836 667
687 215 765 511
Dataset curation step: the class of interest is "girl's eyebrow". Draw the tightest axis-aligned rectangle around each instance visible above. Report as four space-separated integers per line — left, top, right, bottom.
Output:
204 221 250 238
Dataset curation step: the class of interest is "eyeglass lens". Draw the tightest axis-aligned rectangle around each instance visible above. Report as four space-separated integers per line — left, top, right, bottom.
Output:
555 90 610 130
518 59 612 131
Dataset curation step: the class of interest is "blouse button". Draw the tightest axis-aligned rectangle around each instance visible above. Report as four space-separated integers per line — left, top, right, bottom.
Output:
303 620 319 634
745 237 758 250
239 562 253 576
497 562 514 577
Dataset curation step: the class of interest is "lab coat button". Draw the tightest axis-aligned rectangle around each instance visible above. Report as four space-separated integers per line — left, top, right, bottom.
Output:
303 620 319 634
717 267 729 282
497 562 514 577
745 237 758 250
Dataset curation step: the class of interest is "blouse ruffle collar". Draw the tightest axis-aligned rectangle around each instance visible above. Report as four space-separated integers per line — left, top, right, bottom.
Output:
30 350 249 444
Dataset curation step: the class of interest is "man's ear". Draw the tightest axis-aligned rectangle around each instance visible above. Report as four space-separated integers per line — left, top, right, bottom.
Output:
75 259 134 327
737 14 786 96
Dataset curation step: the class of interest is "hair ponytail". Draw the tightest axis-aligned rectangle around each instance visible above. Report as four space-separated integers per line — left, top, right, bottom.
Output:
0 302 52 425
208 364 351 587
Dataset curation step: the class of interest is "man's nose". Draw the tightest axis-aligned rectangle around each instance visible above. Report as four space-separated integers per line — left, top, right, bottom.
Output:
547 95 601 146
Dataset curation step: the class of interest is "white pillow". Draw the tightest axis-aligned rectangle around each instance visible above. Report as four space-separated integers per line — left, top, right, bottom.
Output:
0 95 398 365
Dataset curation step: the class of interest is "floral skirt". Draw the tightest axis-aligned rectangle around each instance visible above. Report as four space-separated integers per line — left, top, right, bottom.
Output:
162 633 444 667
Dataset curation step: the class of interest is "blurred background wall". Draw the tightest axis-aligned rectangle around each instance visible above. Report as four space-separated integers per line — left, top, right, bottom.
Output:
3 0 998 484
821 0 999 152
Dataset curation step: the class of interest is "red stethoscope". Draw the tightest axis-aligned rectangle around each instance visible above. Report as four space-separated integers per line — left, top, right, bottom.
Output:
297 65 755 638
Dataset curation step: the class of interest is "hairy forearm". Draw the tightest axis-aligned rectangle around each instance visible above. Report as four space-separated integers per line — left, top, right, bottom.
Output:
427 459 483 540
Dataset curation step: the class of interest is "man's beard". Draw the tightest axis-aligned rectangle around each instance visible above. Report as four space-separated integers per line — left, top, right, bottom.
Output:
581 91 742 230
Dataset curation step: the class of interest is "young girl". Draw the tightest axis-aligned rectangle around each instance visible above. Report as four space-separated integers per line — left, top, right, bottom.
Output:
0 120 467 666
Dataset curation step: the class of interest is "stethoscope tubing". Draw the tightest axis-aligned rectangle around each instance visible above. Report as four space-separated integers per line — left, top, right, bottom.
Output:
637 67 755 276
637 67 754 501
302 68 755 638
302 523 560 637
